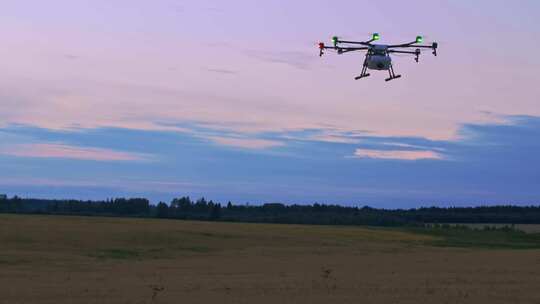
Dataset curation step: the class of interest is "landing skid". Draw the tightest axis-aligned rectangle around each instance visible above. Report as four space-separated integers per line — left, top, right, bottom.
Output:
385 64 401 82
385 75 401 81
355 73 370 80
355 54 370 81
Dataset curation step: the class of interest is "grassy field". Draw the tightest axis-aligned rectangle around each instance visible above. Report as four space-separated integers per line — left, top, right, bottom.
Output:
1 214 540 304
444 223 540 234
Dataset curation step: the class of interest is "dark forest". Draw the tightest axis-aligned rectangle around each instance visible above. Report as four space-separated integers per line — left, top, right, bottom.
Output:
2 195 540 226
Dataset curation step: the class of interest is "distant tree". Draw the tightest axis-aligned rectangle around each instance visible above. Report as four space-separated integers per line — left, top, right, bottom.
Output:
0 195 7 213
210 204 221 221
196 197 207 206
4 194 540 227
156 202 169 218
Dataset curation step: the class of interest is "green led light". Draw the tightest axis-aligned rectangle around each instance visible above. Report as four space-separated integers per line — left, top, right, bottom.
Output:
372 33 380 41
332 36 339 47
416 36 423 43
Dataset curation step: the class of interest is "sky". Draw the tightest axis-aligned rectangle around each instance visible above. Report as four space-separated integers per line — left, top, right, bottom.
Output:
1 0 539 208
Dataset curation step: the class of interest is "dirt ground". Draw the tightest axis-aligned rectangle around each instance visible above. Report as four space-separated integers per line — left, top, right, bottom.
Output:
1 214 540 304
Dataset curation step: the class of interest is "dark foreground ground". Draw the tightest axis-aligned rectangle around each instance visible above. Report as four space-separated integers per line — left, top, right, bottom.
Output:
1 214 540 304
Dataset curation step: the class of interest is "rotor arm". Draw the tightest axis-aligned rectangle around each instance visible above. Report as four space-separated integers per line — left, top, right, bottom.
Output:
337 47 369 54
387 50 417 54
387 41 417 48
336 40 372 46
410 43 438 56
318 43 368 56
408 45 435 49
327 33 378 49
388 49 422 62
388 42 438 56
319 45 340 56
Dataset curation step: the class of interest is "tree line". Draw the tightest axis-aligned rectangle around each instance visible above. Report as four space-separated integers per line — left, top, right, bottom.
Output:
1 195 540 226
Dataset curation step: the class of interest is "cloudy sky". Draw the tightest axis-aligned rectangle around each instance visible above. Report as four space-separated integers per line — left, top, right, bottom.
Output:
1 0 539 207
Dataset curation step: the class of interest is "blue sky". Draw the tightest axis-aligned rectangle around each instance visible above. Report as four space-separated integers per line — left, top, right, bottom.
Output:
1 1 539 207
1 115 539 207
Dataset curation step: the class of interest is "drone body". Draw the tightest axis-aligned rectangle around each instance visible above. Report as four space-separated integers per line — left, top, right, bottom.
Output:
318 34 438 81
365 45 392 71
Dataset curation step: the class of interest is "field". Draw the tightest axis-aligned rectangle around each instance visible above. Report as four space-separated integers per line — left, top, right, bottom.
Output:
445 223 540 234
1 215 540 304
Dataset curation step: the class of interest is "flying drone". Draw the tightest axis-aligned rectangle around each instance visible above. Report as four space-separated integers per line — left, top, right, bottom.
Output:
318 33 438 81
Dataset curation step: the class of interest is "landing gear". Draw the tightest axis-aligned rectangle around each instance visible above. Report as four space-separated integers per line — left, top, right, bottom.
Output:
385 64 401 82
354 53 371 80
354 73 370 80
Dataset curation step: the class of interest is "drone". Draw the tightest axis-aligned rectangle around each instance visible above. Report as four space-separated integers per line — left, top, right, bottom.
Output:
318 33 438 81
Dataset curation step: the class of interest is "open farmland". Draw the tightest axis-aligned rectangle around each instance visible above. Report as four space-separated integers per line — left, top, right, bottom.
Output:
1 214 540 304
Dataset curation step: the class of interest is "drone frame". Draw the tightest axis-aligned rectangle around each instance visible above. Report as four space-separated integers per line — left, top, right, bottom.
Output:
318 34 438 81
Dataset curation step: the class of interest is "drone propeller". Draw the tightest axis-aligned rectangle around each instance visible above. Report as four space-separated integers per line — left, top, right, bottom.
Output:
415 35 441 55
316 41 341 57
317 42 325 56
420 36 439 55
328 35 349 46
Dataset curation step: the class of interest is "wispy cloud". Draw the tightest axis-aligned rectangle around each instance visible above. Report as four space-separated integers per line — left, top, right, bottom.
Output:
205 136 285 150
0 143 153 162
354 149 443 160
381 142 446 151
205 68 237 75
244 50 315 70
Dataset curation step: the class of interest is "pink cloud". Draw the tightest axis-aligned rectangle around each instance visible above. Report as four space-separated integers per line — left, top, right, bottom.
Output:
354 149 443 160
1 1 539 145
205 136 284 150
0 143 152 162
